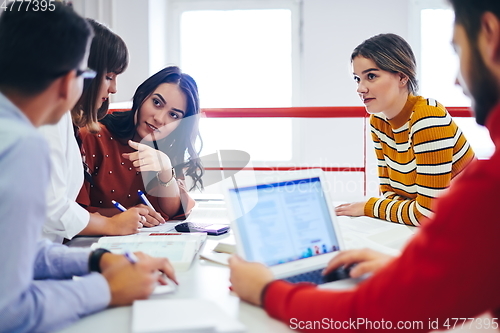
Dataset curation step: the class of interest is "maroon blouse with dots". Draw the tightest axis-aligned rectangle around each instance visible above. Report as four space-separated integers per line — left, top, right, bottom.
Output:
76 124 195 220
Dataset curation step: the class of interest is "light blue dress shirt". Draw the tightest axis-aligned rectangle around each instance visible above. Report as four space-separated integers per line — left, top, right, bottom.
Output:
0 93 111 333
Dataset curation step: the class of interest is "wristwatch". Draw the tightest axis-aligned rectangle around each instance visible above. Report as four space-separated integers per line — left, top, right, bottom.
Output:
88 248 111 273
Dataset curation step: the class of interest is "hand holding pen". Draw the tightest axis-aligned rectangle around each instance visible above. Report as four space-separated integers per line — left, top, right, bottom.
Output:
136 190 166 226
111 193 165 228
124 251 177 289
101 251 178 306
110 200 149 230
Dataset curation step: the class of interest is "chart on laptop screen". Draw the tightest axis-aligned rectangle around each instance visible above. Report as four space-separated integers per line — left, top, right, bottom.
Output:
229 177 341 266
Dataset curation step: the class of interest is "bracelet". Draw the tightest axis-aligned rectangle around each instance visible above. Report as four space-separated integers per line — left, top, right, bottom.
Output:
88 248 110 273
156 168 176 187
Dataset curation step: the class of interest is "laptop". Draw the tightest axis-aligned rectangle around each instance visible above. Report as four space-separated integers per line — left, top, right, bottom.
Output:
225 169 347 284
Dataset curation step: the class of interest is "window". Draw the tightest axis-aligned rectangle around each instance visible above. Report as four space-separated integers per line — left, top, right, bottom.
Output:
420 8 469 107
180 9 292 108
412 0 494 158
168 0 299 162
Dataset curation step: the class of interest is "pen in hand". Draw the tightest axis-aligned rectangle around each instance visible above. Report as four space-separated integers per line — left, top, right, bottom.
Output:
124 251 139 264
137 190 156 212
125 252 178 288
111 200 127 212
112 200 147 227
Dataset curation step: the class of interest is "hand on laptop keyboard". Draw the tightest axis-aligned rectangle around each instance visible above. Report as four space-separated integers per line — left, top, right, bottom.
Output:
283 266 352 285
322 266 352 283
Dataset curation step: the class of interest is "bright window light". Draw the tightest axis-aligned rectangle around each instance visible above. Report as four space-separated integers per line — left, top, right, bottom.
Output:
180 9 293 161
420 8 493 158
180 9 292 108
420 9 469 107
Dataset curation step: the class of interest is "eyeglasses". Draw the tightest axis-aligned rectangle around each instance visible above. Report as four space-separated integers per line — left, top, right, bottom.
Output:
76 68 97 79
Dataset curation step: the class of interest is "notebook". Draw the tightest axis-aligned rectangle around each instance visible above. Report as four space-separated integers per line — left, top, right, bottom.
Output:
225 169 345 284
91 233 207 271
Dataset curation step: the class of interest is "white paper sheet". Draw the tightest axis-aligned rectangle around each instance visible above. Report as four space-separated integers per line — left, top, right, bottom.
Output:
132 299 245 333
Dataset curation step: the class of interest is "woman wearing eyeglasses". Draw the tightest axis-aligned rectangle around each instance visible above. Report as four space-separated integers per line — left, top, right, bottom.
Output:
39 19 148 243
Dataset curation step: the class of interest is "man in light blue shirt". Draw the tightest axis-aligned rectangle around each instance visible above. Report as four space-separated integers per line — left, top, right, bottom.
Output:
0 4 176 333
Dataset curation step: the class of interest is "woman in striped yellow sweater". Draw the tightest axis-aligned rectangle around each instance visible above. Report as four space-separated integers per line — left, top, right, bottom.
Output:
335 33 475 226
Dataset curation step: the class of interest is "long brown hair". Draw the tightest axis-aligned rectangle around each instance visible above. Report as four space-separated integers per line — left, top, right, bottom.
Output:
101 66 204 190
71 19 128 132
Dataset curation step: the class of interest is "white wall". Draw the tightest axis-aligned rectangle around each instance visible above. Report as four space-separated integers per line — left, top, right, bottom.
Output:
70 0 412 200
301 0 410 106
71 0 153 103
71 0 411 107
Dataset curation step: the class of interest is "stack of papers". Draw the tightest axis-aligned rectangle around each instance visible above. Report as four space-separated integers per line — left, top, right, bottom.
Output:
91 233 207 271
337 216 416 255
132 299 245 333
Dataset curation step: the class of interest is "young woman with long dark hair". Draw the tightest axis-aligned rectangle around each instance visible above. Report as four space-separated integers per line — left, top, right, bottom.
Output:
77 66 203 224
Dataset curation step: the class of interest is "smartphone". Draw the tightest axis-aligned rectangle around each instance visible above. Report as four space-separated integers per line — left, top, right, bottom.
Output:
174 222 230 236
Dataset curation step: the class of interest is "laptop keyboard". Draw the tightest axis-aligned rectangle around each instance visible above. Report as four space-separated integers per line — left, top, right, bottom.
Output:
284 268 325 284
283 267 351 285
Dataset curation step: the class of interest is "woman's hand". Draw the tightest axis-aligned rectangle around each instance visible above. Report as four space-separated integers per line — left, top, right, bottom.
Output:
335 201 366 217
107 206 148 235
122 140 172 173
133 204 166 226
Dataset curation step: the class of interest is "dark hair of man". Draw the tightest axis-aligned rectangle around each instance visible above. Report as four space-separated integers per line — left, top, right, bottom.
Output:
351 33 418 95
0 2 92 96
448 0 500 125
100 66 204 190
72 19 129 132
448 0 500 42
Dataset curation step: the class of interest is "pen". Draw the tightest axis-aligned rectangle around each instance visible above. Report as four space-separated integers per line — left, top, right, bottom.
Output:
124 251 139 264
111 200 127 212
137 190 156 212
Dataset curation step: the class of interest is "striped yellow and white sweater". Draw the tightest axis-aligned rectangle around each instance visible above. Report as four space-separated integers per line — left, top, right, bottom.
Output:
364 95 475 226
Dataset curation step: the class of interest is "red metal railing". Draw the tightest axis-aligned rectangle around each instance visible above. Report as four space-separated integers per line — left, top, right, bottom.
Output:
111 106 473 118
110 106 474 195
201 106 473 118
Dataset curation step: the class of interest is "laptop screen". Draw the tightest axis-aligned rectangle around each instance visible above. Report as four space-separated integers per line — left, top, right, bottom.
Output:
228 176 341 267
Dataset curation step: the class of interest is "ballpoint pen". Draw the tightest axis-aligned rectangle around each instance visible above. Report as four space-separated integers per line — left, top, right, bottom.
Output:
137 190 156 212
112 200 147 226
111 200 127 212
125 253 178 288
124 251 139 264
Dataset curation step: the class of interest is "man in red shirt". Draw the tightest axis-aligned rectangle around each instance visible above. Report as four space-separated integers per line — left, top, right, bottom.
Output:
228 1 500 331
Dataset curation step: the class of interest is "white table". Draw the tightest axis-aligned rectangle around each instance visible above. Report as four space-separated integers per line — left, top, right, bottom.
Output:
56 247 296 333
57 212 417 333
